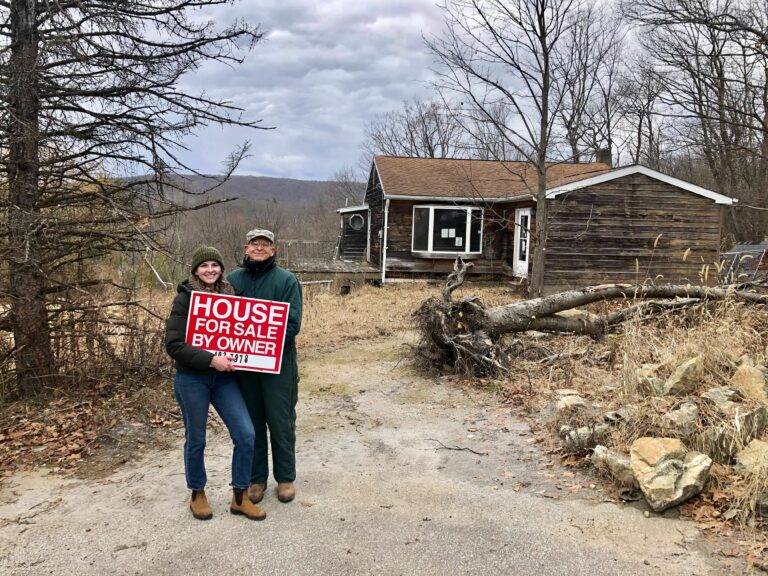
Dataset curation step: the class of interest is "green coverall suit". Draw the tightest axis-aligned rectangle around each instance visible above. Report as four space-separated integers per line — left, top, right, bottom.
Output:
227 262 303 484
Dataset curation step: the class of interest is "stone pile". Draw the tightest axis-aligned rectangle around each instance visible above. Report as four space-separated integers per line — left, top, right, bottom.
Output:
553 354 768 514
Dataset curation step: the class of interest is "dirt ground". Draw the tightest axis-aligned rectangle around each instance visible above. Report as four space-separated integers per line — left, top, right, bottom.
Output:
0 329 749 575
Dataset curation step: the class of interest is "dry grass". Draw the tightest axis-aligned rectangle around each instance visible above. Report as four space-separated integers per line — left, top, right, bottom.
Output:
0 280 515 477
298 282 517 350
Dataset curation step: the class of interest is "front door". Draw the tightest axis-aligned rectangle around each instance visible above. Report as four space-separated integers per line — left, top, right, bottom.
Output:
513 208 531 277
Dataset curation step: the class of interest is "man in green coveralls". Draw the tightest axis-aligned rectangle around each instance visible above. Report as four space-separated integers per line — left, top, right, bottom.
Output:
228 228 303 504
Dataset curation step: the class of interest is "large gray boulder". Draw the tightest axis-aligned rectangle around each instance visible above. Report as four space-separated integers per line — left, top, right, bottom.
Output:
629 437 712 512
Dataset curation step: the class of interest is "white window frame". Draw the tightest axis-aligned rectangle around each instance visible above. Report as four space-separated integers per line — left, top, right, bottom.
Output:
513 207 532 277
411 205 484 256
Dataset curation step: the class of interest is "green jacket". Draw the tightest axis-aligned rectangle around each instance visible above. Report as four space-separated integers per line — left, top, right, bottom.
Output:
164 281 217 375
227 263 303 353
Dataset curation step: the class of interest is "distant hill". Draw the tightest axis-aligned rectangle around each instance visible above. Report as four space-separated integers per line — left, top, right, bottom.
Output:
153 174 364 205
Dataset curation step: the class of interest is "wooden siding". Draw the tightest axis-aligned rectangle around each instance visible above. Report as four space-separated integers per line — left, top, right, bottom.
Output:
338 211 368 260
365 168 384 266
544 173 722 290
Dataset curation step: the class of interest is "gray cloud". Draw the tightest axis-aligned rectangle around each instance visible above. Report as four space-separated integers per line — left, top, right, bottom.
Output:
179 0 444 180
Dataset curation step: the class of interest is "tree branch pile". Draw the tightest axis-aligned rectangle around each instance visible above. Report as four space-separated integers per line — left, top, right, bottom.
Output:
414 259 768 377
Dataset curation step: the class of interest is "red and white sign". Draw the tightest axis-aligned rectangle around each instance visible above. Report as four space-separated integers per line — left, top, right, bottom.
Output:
185 292 290 374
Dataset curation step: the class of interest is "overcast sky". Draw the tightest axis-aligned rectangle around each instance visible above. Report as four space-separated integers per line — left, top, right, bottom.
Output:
179 0 443 181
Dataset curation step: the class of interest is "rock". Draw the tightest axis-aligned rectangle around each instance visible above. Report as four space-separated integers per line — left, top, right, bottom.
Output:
592 445 637 487
701 386 743 413
735 439 768 474
662 402 699 435
604 404 640 425
662 357 703 395
556 394 590 414
704 406 768 462
554 388 582 398
636 364 665 395
629 437 712 512
562 423 610 452
730 361 768 404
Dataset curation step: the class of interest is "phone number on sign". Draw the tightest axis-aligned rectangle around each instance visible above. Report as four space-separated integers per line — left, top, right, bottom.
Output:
213 351 251 364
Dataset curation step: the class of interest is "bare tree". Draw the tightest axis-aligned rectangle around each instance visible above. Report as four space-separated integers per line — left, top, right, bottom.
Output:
625 0 768 240
552 2 624 162
426 0 582 296
616 61 669 168
580 26 628 162
0 0 264 395
321 167 366 207
361 98 465 159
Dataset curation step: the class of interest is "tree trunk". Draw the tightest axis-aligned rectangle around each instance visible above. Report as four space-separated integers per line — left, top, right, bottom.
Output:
7 0 55 395
530 167 548 297
414 259 768 376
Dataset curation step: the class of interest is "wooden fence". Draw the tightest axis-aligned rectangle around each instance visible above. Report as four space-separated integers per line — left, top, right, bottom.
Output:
276 239 337 268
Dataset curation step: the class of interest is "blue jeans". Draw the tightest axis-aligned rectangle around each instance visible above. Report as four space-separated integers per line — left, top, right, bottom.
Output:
173 371 255 490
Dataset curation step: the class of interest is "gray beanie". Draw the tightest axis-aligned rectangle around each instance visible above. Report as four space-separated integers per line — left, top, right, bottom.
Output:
190 246 224 274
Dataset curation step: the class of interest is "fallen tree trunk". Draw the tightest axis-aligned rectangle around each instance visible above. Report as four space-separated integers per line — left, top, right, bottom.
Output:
414 259 768 376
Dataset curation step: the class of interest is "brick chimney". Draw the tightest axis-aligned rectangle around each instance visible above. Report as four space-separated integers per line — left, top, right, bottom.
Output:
596 147 613 167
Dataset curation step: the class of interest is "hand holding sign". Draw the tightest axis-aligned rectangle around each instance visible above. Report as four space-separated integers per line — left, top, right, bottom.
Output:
210 355 237 372
185 292 290 374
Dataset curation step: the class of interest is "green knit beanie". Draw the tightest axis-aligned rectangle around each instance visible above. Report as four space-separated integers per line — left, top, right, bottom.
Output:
190 245 224 274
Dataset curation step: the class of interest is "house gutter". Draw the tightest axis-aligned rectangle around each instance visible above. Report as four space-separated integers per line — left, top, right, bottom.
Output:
381 198 390 284
366 207 372 262
384 194 534 203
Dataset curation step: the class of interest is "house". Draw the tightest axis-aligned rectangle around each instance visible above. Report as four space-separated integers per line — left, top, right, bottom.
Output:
336 155 737 290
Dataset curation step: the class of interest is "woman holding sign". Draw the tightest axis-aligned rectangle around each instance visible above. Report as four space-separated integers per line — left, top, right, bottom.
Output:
165 246 266 522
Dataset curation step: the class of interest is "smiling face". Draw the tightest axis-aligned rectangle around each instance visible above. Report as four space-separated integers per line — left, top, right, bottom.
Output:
244 238 276 262
194 260 223 287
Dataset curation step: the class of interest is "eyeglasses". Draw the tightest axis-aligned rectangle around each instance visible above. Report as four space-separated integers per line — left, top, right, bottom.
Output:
248 240 273 248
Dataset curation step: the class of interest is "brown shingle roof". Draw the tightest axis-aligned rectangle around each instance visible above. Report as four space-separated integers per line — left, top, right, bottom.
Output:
374 155 613 199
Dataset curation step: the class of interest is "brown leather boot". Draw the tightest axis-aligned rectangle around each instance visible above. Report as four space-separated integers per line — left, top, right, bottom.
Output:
190 489 212 520
231 488 267 520
247 483 266 504
276 482 295 503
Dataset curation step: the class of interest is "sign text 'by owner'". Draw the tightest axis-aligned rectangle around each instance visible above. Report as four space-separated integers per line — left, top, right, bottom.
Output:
185 292 290 374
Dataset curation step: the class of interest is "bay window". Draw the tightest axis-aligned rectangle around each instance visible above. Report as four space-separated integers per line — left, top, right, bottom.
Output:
411 205 483 255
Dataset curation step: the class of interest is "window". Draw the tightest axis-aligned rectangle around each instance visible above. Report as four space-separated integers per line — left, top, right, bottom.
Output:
349 213 365 231
412 205 483 255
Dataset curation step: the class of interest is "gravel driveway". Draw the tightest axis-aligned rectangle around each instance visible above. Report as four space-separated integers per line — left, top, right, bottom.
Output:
0 334 732 575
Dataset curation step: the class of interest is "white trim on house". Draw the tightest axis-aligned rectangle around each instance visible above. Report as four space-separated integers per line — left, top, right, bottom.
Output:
544 165 738 205
373 157 387 196
381 198 390 284
512 208 532 277
410 204 484 257
336 204 369 213
366 207 371 262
